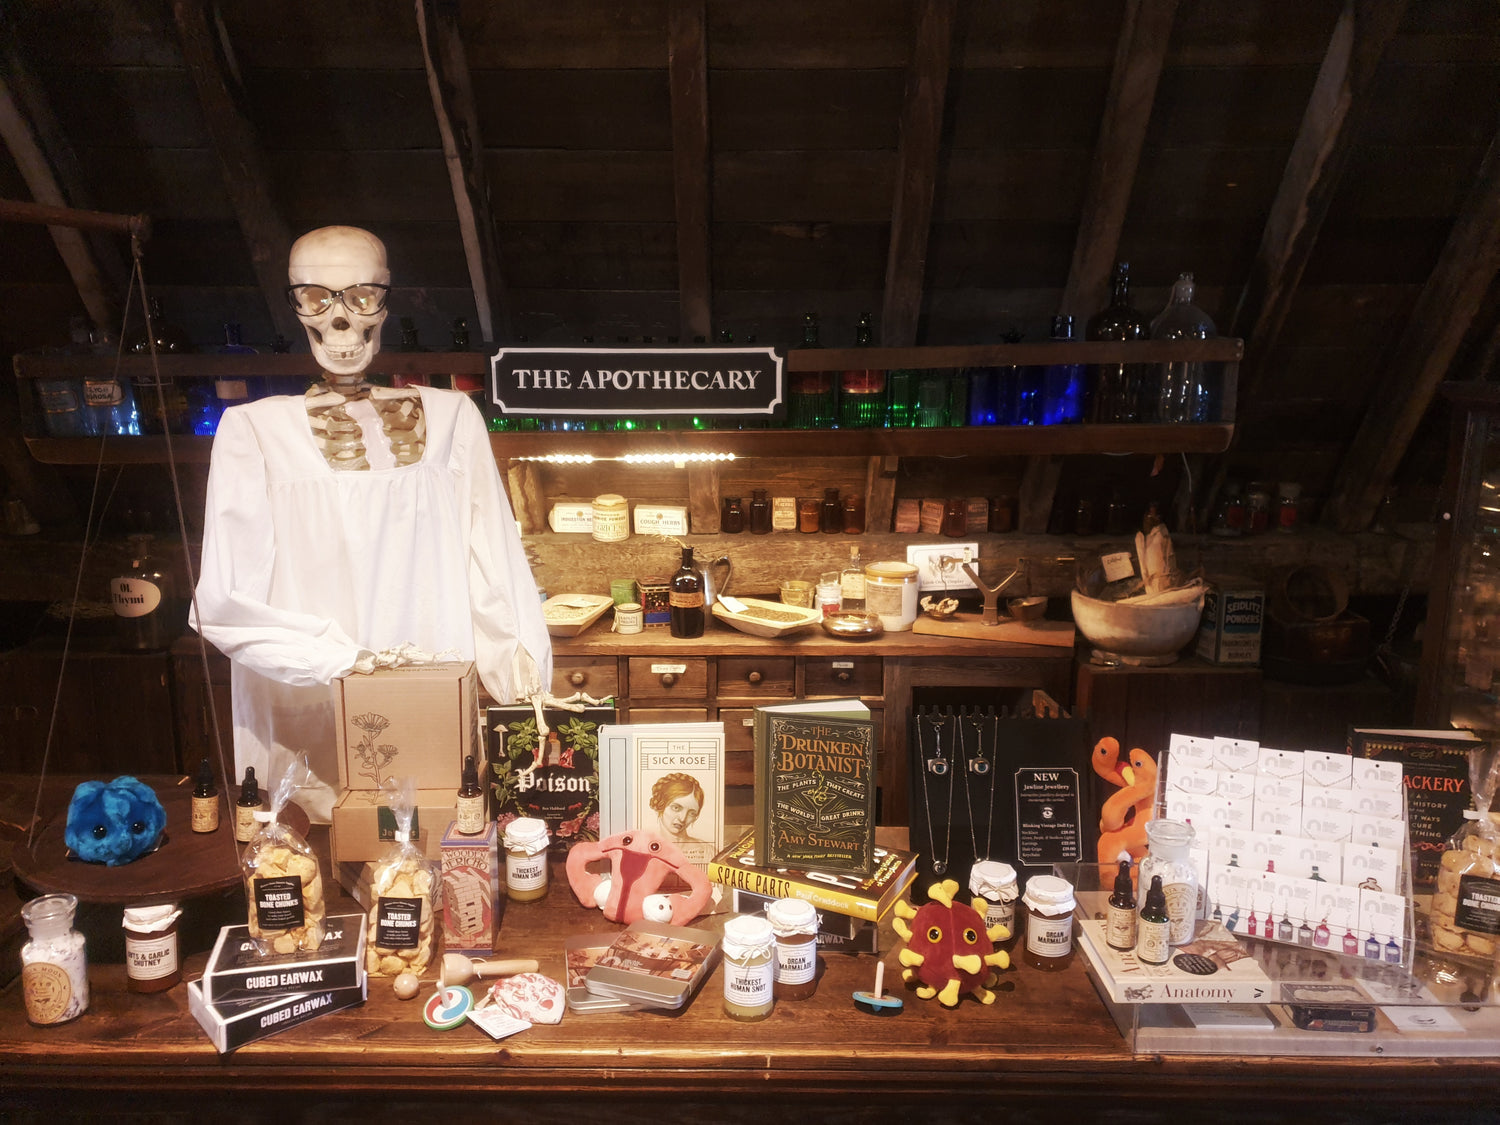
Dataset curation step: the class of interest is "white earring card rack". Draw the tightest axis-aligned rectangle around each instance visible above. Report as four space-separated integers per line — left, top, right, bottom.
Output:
1159 734 1416 971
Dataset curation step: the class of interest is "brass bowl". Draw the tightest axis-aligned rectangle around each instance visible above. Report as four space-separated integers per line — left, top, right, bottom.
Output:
1007 595 1048 623
821 612 885 640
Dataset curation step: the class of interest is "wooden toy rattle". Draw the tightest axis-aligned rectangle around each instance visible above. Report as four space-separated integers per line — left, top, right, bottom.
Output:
438 954 540 989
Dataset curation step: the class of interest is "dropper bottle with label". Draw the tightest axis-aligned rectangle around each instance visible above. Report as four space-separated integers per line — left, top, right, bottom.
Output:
234 767 263 843
1105 856 1137 951
191 757 219 833
456 755 487 835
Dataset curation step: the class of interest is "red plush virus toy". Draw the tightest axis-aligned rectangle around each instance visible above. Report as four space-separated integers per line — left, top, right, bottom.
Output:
891 878 1010 1006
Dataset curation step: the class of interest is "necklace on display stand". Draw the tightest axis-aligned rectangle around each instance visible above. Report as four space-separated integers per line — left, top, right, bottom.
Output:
959 712 998 863
917 713 954 875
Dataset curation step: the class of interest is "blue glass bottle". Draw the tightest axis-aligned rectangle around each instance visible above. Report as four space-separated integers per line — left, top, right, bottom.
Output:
1040 315 1085 425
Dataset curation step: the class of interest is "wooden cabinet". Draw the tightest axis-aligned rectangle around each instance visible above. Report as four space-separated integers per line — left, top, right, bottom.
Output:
0 636 178 775
552 627 1073 827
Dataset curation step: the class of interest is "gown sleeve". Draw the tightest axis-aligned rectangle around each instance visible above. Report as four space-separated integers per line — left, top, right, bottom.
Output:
191 406 367 686
456 398 554 703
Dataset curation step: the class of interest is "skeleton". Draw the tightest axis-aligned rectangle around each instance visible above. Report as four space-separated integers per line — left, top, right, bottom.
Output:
286 225 425 470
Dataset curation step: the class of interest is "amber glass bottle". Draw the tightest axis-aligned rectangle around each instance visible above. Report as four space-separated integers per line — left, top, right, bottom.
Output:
670 546 705 638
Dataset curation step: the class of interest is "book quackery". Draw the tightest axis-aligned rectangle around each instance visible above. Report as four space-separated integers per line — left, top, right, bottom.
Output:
754 699 878 876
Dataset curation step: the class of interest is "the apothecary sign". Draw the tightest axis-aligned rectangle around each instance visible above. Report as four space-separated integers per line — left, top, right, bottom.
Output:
489 347 784 420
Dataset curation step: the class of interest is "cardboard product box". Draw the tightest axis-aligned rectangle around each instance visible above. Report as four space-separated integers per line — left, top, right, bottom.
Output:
441 819 500 956
1196 583 1264 665
199 913 367 1005
547 501 594 533
332 661 478 792
632 504 689 536
486 704 614 852
189 978 368 1054
330 788 454 863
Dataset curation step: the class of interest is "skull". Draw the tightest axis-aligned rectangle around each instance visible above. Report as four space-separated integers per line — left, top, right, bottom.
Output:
287 226 390 388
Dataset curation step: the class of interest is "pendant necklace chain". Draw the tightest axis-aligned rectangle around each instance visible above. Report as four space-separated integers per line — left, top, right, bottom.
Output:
959 714 997 862
917 714 953 875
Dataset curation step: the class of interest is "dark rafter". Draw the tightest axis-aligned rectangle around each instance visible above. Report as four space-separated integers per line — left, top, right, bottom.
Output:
171 0 300 342
0 38 128 328
416 0 511 343
1228 0 1407 391
668 0 712 342
1059 0 1179 320
1325 128 1500 532
1028 0 1177 533
880 0 955 347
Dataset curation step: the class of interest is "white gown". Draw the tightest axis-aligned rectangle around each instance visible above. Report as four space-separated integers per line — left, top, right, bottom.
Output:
191 387 553 822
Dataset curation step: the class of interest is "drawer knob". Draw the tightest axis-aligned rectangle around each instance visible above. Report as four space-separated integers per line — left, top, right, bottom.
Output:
746 671 763 685
569 671 586 687
835 671 851 683
659 672 677 688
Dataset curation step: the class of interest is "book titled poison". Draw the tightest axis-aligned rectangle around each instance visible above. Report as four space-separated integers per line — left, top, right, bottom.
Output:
754 699 878 876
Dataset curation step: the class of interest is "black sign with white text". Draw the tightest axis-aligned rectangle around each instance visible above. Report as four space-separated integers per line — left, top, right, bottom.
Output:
489 347 784 419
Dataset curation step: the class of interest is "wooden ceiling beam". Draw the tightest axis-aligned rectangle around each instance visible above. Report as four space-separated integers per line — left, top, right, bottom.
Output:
668 0 712 342
1324 128 1500 532
1228 0 1407 388
1031 0 1176 533
1059 0 1179 320
0 37 130 329
880 0 956 347
171 1 300 341
0 76 119 334
416 0 510 344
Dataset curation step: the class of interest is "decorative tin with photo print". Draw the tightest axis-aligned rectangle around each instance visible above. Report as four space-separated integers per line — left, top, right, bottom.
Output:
486 705 614 851
754 700 878 877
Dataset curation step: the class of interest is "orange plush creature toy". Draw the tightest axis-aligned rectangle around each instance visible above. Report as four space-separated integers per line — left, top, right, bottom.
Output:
1092 737 1157 878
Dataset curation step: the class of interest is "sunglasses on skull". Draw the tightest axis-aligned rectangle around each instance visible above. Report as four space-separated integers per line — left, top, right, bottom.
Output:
284 282 391 317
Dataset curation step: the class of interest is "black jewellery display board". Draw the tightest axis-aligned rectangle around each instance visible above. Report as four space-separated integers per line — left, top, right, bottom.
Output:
907 704 1098 901
489 346 785 423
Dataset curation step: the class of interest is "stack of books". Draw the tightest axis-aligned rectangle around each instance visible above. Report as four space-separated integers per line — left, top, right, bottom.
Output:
188 913 368 1052
707 829 917 954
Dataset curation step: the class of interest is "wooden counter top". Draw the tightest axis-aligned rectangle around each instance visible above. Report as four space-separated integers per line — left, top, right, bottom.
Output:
552 620 1077 658
4 783 1500 1119
4 855 1500 1118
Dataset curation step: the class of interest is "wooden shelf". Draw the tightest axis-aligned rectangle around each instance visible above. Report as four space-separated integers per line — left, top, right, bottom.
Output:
12 339 1244 382
492 423 1234 458
24 423 1233 466
16 341 1240 464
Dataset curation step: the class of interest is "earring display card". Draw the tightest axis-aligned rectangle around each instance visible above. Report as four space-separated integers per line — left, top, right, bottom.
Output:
907 705 1096 898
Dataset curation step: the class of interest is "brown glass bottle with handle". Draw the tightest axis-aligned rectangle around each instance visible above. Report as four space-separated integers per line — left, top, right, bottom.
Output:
670 546 705 638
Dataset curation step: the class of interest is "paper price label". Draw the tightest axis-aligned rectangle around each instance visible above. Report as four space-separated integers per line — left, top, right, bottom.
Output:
1100 551 1135 583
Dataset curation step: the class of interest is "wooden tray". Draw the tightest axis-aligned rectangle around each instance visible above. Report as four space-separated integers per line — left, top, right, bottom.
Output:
11 774 308 906
542 593 615 637
711 596 823 638
911 613 1076 648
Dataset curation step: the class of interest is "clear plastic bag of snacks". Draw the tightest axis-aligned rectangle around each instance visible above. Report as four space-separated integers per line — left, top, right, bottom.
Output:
1429 747 1500 961
241 757 325 955
365 777 438 976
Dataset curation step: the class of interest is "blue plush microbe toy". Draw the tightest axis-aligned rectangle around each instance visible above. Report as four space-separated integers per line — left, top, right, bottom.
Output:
64 776 167 866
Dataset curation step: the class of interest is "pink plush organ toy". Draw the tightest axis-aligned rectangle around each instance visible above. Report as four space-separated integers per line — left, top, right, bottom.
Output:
564 830 712 926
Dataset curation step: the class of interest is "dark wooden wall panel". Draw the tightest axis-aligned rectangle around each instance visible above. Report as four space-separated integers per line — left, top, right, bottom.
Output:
944 69 1109 148
710 71 903 150
713 223 888 291
706 0 916 69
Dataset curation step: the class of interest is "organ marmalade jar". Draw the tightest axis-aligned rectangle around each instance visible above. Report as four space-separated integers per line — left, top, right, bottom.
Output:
1020 874 1076 971
766 897 820 1000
